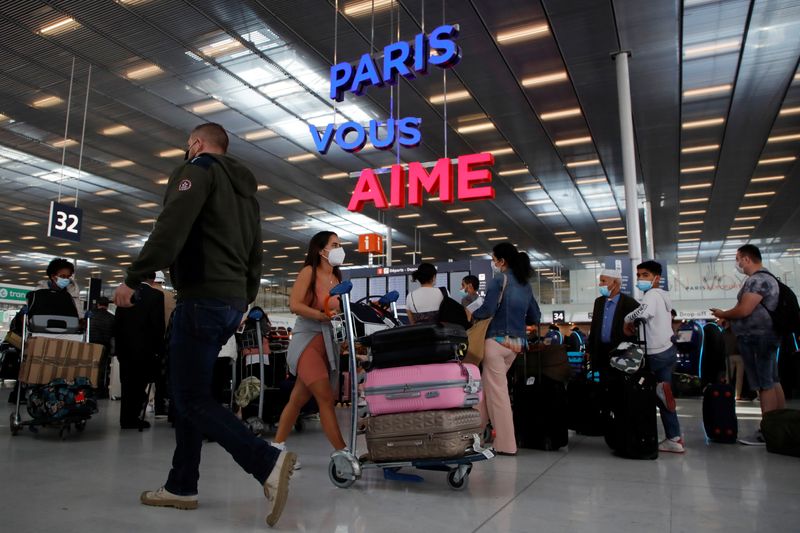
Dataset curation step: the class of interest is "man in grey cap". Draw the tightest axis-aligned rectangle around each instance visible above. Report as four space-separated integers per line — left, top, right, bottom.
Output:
587 269 640 381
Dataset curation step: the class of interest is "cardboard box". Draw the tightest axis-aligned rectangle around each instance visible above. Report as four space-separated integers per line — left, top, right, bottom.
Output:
20 337 104 386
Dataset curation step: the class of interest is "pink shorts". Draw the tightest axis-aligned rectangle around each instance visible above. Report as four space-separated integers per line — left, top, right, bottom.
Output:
296 334 330 386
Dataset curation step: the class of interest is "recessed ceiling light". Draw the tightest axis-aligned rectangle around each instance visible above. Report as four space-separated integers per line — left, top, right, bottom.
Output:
139 218 155 224
682 84 732 98
463 218 484 224
607 235 628 240
683 39 741 59
521 70 568 87
126 64 163 80
574 252 592 256
779 106 800 116
597 217 622 222
576 177 606 185
680 210 707 215
487 236 508 241
109 159 135 168
767 133 800 143
734 216 760 221
681 165 715 174
8 206 24 212
526 199 552 206
158 148 184 158
137 202 158 209
744 191 775 197
566 158 600 168
244 129 276 141
21 221 39 226
286 153 316 162
290 225 309 230
433 232 453 237
496 23 550 44
51 139 77 148
751 175 784 183
679 220 704 226
416 223 438 229
306 210 325 216
498 168 529 176
190 99 227 114
678 237 701 242
397 213 421 219
555 136 592 147
609 243 628 248
739 204 768 210
428 90 471 105
540 107 582 121
342 0 393 17
555 231 576 236
263 216 285 223
537 211 560 217
198 37 245 58
456 122 495 134
447 240 467 244
446 208 470 214
726 234 750 239
91 225 108 230
95 189 117 196
322 172 348 180
460 246 478 251
486 147 514 156
681 144 719 154
568 246 588 250
513 184 542 192
731 225 755 231
679 229 702 235
682 117 725 129
561 238 582 243
277 198 301 205
680 182 712 190
602 226 625 232
758 156 797 165
39 17 79 35
476 228 497 233
273 255 289 259
101 125 132 136
679 197 709 204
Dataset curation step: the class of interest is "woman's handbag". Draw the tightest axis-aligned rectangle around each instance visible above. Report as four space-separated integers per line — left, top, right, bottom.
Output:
463 275 508 366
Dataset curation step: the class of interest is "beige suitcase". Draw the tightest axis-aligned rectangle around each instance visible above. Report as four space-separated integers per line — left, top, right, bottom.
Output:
365 408 482 462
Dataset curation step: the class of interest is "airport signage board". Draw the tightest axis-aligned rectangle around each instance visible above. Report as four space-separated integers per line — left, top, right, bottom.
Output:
48 201 83 242
0 284 30 304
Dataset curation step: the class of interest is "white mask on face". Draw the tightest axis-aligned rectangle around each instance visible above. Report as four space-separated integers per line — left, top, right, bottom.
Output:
491 261 501 274
325 246 345 267
735 262 744 274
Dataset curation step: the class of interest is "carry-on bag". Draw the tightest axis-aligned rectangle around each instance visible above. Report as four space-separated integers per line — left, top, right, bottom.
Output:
365 408 482 461
362 362 481 416
509 352 569 451
360 323 467 369
567 366 606 437
761 409 800 457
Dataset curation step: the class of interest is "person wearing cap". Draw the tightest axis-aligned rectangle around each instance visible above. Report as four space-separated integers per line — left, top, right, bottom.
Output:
587 269 639 381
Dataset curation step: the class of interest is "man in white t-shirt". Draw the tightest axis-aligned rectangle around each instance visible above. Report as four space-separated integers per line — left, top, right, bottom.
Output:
623 260 684 454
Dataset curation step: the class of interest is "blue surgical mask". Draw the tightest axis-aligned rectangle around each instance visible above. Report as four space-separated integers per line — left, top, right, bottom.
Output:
458 290 468 298
599 285 610 298
636 280 653 292
55 277 71 290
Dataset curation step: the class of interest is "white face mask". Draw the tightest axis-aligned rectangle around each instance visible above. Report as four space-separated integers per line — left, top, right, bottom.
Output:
491 261 502 274
324 246 345 267
735 262 744 274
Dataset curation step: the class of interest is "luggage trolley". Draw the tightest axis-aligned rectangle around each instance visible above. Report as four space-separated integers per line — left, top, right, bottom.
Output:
10 307 100 439
327 281 494 491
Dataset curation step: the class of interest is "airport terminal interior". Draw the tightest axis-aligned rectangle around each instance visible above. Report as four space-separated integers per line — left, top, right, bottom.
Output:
1 0 800 531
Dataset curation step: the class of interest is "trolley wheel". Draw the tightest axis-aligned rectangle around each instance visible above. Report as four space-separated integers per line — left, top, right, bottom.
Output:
446 465 472 491
294 419 305 433
328 458 356 489
75 420 86 432
10 414 20 436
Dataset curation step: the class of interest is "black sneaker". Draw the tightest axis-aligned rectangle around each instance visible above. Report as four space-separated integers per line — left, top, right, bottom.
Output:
121 420 151 430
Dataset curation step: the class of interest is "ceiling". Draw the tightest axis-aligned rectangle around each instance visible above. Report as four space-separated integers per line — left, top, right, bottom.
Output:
1 0 799 291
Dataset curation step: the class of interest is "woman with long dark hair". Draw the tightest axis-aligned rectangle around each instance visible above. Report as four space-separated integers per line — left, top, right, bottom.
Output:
273 231 347 463
471 242 541 455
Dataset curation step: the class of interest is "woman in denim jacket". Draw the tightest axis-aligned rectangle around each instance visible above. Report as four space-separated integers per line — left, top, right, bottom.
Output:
472 243 541 455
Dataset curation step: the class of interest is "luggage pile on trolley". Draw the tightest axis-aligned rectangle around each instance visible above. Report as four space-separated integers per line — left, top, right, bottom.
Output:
10 307 103 439
327 281 494 490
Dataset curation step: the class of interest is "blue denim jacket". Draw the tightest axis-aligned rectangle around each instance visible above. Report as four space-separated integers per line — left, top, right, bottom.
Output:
472 273 541 339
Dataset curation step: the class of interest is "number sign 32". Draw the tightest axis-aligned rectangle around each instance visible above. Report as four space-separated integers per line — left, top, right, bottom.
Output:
48 201 83 242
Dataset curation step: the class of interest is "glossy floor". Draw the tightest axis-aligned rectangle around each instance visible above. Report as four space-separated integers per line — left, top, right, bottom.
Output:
1 391 799 532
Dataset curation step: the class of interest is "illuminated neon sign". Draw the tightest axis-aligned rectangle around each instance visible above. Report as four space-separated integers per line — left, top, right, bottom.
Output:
314 23 495 212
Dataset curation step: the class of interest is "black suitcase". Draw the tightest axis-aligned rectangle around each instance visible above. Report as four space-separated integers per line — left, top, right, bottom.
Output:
509 353 569 451
702 354 737 443
360 323 467 369
567 375 605 436
604 367 658 459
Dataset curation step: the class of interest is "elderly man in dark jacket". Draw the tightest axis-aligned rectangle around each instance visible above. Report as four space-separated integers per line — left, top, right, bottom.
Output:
587 269 639 381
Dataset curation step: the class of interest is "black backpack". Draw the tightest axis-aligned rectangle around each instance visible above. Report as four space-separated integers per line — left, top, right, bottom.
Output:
438 287 470 330
757 271 800 336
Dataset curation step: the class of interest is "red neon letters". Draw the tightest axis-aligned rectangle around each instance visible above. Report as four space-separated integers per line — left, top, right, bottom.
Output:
347 152 495 212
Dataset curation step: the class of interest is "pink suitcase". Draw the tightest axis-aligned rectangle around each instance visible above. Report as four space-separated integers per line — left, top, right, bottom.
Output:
361 362 482 416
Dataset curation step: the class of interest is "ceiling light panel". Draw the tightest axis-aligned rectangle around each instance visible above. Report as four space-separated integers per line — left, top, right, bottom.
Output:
522 71 568 87
496 23 550 44
540 108 582 121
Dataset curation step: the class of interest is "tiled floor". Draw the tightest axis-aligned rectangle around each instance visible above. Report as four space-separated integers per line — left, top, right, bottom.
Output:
1 389 798 532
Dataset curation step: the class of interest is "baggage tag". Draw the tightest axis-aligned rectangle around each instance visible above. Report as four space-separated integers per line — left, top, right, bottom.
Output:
526 376 536 386
482 448 495 459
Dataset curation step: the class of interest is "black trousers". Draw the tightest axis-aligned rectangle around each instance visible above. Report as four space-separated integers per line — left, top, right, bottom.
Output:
117 354 151 425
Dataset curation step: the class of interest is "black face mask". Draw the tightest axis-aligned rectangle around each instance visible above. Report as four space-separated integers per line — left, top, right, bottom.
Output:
184 150 190 161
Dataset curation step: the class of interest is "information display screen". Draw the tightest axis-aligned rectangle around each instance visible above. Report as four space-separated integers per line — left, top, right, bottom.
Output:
350 278 367 303
435 272 449 293
388 275 407 306
368 276 387 297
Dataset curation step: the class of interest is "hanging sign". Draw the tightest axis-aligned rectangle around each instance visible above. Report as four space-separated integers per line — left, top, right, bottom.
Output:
316 23 496 212
358 233 384 254
48 201 83 242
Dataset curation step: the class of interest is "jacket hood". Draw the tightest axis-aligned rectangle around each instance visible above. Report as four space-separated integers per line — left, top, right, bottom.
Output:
212 154 258 198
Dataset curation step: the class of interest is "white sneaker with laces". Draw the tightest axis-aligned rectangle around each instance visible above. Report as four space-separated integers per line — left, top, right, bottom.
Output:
738 430 766 446
658 437 685 454
271 442 301 469
140 486 198 510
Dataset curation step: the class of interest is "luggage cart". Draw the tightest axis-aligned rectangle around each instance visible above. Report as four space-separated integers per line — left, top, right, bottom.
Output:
10 307 99 439
326 281 494 491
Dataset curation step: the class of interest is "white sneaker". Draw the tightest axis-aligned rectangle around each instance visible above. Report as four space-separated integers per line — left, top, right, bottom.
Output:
658 437 685 454
738 430 766 446
140 486 198 510
264 450 297 527
271 442 301 470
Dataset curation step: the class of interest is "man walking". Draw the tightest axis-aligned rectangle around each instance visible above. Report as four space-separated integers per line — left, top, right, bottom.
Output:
114 123 295 526
712 244 786 445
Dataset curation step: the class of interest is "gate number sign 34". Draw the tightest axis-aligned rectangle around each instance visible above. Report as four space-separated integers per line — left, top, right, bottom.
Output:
48 201 83 242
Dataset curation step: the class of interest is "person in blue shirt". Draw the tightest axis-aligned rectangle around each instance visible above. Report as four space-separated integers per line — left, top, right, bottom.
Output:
587 269 639 383
545 324 564 345
471 242 541 456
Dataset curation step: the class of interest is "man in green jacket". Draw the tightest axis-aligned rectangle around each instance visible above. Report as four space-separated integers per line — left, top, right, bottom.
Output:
114 123 296 527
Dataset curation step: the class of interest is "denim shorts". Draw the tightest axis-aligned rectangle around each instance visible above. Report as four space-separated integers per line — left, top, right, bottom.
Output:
737 334 780 390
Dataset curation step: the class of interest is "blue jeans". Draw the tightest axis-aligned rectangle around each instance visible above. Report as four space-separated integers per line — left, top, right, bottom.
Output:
737 334 780 390
165 298 279 496
647 345 681 440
